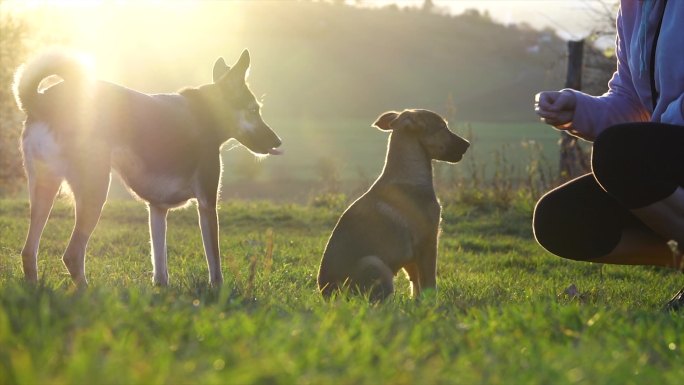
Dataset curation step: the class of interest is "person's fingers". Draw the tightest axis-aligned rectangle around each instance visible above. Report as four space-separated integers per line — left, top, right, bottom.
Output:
556 90 577 111
537 92 568 113
535 92 556 108
540 116 560 126
535 107 556 119
537 106 573 127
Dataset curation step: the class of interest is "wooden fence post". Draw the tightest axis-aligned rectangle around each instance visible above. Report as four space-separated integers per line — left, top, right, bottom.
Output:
559 40 590 182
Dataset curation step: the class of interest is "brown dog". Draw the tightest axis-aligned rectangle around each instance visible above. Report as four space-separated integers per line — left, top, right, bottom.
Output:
317 109 469 301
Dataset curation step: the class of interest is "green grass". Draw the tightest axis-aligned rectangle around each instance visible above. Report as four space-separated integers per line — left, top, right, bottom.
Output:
1 199 682 385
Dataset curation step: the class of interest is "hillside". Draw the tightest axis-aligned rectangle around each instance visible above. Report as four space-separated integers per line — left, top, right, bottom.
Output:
196 2 570 122
232 2 569 122
34 1 574 122
2 1 615 195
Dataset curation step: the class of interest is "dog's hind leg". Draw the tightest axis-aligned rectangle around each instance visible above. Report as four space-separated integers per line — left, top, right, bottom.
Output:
62 166 111 287
352 256 394 302
148 204 169 286
21 170 62 282
403 263 422 298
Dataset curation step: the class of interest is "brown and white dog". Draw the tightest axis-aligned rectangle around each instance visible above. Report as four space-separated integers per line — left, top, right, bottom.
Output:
13 49 282 286
317 109 469 301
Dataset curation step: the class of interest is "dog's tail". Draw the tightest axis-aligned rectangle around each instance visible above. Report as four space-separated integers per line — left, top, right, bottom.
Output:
317 255 394 301
13 49 92 113
353 256 394 302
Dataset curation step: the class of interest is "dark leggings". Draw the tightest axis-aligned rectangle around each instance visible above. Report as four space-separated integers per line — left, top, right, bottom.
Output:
533 123 684 260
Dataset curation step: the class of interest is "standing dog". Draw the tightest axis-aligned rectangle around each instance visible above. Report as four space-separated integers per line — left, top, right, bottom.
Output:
317 109 469 301
13 49 282 286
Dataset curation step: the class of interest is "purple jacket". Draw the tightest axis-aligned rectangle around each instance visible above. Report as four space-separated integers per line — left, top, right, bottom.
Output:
567 0 684 140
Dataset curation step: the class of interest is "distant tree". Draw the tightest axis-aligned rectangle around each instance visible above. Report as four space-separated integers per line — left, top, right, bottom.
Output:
582 0 618 95
421 0 448 16
585 0 619 50
0 2 29 195
559 40 590 182
555 1 618 181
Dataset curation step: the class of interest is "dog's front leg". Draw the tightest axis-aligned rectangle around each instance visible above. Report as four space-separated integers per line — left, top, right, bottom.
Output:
197 203 223 286
148 205 169 286
417 240 438 291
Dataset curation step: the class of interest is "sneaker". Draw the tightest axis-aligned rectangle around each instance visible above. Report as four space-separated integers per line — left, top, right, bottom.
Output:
663 286 684 312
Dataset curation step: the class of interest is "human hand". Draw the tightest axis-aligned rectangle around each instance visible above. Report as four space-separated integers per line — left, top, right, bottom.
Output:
535 90 577 129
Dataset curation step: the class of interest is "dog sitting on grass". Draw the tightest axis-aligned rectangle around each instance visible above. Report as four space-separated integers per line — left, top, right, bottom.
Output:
317 109 469 301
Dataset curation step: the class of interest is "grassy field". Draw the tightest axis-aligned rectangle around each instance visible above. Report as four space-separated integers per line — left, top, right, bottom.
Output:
1 198 682 385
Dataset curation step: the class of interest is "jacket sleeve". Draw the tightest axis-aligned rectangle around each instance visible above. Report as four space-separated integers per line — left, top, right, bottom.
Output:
661 94 684 125
563 8 650 141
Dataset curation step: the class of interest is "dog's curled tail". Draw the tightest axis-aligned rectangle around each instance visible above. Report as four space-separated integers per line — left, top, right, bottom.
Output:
13 49 92 113
353 256 394 302
318 255 394 301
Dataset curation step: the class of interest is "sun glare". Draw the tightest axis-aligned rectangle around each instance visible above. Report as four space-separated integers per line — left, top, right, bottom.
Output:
3 0 243 91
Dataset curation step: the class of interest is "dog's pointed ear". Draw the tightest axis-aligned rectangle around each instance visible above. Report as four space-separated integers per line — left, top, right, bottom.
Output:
388 110 419 131
228 49 251 81
372 111 399 131
212 57 230 83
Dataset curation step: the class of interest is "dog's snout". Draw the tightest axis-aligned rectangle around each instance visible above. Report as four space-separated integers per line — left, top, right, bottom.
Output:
256 123 283 154
458 137 470 151
263 126 282 149
434 133 469 163
452 133 470 152
272 134 282 148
